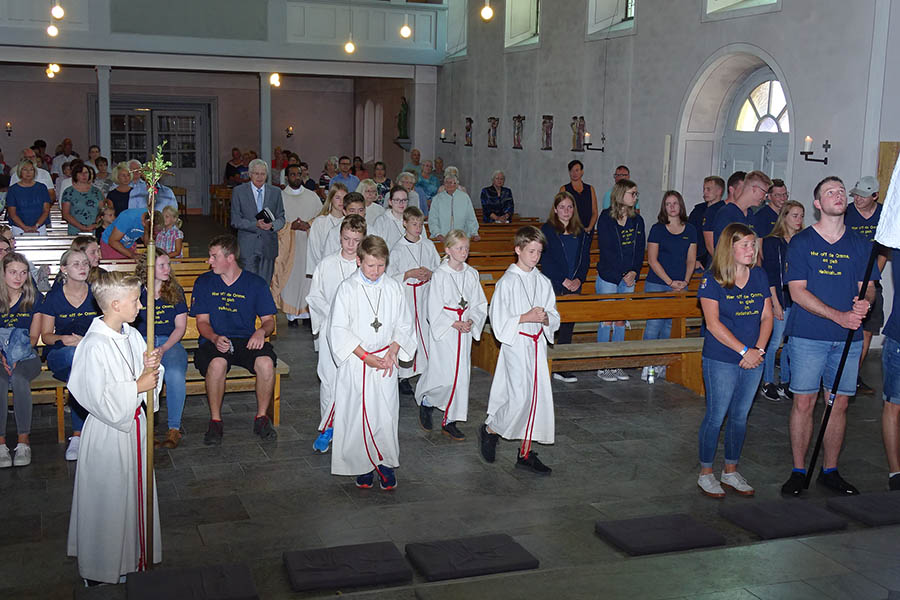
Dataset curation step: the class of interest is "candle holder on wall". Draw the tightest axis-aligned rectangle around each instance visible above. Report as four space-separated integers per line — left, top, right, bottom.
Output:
439 128 457 144
800 136 829 165
584 132 605 152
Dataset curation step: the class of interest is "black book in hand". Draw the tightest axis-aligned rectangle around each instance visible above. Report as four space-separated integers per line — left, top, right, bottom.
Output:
256 207 274 223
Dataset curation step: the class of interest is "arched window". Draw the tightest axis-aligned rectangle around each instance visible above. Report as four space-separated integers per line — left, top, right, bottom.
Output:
734 79 789 133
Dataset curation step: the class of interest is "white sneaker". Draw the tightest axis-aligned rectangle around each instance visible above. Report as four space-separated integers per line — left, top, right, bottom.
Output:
614 369 629 381
597 369 618 382
657 365 667 379
720 470 755 496
553 372 578 383
0 445 11 468
641 366 649 381
65 436 81 461
13 443 31 467
697 473 725 498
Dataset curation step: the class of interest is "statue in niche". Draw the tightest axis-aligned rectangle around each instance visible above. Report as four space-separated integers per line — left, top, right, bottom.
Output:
571 115 586 151
397 96 410 139
541 115 553 150
487 117 499 148
464 117 473 146
512 115 525 149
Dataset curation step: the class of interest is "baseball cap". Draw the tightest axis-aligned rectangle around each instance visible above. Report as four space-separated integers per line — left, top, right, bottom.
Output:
849 176 878 197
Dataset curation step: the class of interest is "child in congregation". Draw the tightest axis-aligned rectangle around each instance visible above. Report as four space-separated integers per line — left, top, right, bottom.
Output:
327 235 416 490
155 205 184 259
66 271 163 585
414 230 487 440
372 185 410 250
480 226 560 475
305 214 366 454
94 206 116 244
389 206 441 397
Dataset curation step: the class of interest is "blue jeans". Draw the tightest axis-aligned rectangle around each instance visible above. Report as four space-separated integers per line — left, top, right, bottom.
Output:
763 306 791 384
698 357 763 468
788 337 861 396
642 281 673 341
47 345 87 433
595 277 634 342
155 335 188 430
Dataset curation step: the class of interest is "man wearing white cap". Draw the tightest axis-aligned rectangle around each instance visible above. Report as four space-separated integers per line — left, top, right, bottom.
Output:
845 175 889 396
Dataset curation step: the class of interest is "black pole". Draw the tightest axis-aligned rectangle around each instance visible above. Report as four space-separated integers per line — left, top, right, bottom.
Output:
804 242 881 488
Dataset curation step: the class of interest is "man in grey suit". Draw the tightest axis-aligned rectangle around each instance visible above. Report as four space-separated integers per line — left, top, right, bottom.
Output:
231 158 286 283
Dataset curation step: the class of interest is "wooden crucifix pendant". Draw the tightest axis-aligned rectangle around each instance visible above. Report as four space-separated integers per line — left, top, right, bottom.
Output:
371 317 382 332
459 297 468 309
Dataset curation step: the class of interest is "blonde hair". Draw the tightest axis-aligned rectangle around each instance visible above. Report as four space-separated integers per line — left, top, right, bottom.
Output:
712 223 757 288
161 204 183 229
442 229 470 260
767 200 805 240
113 161 131 181
92 270 142 312
355 179 377 199
70 235 104 283
318 182 348 217
0 252 37 313
609 180 637 221
135 246 184 306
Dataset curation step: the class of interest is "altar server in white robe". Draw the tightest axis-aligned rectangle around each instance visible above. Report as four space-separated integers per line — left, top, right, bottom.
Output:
271 164 322 324
372 185 411 250
388 206 441 394
415 230 488 441
356 179 385 227
305 183 348 277
324 192 367 259
328 235 416 490
305 215 366 454
67 272 164 584
481 226 560 475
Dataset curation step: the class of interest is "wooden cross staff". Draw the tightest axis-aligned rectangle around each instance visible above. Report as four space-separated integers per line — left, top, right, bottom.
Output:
139 141 171 568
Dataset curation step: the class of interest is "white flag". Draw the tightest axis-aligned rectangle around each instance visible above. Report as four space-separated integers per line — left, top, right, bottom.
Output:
875 154 900 248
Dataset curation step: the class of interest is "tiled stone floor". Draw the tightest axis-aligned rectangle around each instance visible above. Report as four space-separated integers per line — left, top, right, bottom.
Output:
2 319 899 599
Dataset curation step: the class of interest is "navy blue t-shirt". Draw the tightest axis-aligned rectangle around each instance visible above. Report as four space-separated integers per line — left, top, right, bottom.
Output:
135 287 188 338
698 267 770 363
38 284 99 355
785 226 880 342
0 292 43 330
7 183 51 228
646 222 697 285
701 201 725 233
189 270 277 342
844 202 881 244
688 202 709 262
712 203 753 249
883 255 900 342
752 204 779 239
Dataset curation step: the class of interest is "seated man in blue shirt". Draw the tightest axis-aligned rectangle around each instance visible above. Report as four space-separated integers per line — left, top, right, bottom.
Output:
480 170 514 223
190 234 279 445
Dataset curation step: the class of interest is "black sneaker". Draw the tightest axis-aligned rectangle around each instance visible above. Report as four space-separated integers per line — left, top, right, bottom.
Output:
356 471 375 489
418 404 433 431
552 372 578 383
479 424 499 463
857 377 875 396
442 421 465 441
253 415 278 441
890 473 900 491
287 319 299 329
781 471 806 496
760 382 781 402
379 466 397 490
399 379 414 396
777 383 793 401
817 469 860 495
516 451 552 475
203 420 224 446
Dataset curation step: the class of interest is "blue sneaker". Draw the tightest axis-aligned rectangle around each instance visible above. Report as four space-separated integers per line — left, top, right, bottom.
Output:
379 466 397 490
356 471 375 489
313 428 333 453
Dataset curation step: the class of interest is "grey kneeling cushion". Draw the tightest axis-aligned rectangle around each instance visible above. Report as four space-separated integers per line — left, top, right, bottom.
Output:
282 541 412 592
719 500 847 539
594 513 726 556
827 492 900 526
126 563 258 600
405 534 539 581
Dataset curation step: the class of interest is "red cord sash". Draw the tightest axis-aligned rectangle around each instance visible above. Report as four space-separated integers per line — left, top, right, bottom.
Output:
320 404 335 432
441 306 466 426
518 331 541 459
134 406 147 571
362 345 391 483
407 281 428 370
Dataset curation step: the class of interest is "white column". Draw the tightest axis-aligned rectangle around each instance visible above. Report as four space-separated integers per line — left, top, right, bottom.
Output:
259 72 273 181
860 0 890 176
96 66 111 159
411 65 437 163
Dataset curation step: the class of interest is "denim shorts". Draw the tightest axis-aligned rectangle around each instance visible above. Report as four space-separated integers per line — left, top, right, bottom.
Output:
883 336 900 405
788 336 861 397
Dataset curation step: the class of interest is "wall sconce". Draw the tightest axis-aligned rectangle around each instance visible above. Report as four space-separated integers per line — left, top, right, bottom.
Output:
480 0 493 21
5 122 11 136
285 126 294 138
440 128 456 144
584 132 605 152
51 3 65 19
800 136 829 165
269 73 281 87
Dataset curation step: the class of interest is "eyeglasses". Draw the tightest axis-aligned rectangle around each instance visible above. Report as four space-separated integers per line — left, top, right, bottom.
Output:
625 191 639 199
751 185 768 195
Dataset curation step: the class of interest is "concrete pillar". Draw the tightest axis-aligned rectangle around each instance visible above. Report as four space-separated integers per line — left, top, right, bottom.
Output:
259 72 273 181
411 65 437 163
96 66 111 159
